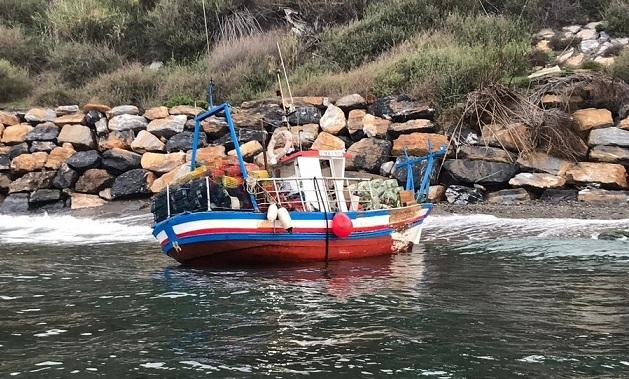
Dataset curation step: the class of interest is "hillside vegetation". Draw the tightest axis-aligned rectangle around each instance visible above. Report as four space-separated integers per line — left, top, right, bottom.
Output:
1 0 628 109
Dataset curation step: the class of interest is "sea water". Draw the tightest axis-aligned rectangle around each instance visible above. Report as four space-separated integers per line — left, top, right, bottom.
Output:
0 213 628 377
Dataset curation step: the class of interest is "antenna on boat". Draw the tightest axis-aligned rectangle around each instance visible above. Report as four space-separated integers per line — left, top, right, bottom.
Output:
277 42 294 112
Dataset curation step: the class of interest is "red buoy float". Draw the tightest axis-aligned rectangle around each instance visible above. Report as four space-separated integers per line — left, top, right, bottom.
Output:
331 213 353 238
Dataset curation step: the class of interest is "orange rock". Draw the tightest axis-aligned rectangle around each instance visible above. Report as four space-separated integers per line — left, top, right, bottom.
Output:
480 123 531 152
0 111 19 126
144 106 169 120
566 162 628 189
10 152 48 174
392 133 448 156
141 152 186 174
53 113 85 125
186 146 226 165
363 114 390 138
572 108 613 131
83 103 112 113
311 132 345 151
45 145 76 170
1 123 33 144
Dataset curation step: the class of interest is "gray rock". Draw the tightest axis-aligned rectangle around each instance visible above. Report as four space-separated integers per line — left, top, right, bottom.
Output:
380 161 395 177
85 110 104 129
391 155 439 190
0 193 30 213
75 169 114 194
29 189 62 204
213 128 265 151
589 145 629 164
8 143 29 159
52 163 78 189
25 108 56 123
445 185 485 204
369 95 435 122
580 39 600 54
442 159 518 185
111 169 155 199
94 118 108 137
29 141 57 153
102 148 142 174
540 189 578 203
288 106 322 125
486 188 532 204
588 127 629 147
57 124 95 150
0 173 10 191
166 131 207 153
335 94 367 110
66 150 101 171
55 105 80 116
0 155 10 171
25 122 59 142
146 115 187 138
108 115 148 133
458 145 516 163
346 138 392 173
8 172 56 193
109 105 140 117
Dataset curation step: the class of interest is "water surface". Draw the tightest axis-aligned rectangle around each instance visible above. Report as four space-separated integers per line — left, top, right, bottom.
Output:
1 213 628 377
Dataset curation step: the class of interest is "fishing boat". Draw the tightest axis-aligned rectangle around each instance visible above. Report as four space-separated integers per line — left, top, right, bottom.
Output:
151 102 445 266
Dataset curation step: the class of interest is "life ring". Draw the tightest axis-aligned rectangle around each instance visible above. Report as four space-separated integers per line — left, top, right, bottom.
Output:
267 130 294 165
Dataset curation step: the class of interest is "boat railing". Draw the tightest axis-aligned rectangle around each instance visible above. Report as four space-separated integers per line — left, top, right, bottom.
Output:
249 177 381 213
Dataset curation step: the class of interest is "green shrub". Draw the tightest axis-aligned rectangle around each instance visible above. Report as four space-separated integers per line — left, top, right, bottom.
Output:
0 24 48 71
0 59 32 103
49 41 124 87
29 71 79 106
603 0 629 36
45 0 128 43
581 60 603 71
83 64 159 107
608 50 629 83
0 0 48 28
318 0 445 70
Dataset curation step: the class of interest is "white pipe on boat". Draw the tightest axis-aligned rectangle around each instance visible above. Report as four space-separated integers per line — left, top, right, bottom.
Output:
267 203 278 222
277 207 293 232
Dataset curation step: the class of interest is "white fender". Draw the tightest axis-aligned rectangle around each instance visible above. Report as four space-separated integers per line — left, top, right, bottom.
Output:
277 207 293 231
267 203 278 222
267 130 294 165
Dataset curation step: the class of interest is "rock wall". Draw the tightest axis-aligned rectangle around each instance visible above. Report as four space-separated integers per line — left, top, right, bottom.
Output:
0 85 628 213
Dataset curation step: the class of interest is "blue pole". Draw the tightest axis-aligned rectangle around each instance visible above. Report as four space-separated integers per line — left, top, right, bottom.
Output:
223 105 259 211
190 119 202 171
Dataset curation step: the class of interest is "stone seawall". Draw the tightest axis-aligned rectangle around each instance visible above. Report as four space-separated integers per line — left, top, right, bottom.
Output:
0 84 628 213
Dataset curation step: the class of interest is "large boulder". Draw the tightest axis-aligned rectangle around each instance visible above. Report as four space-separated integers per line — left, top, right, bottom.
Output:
98 130 135 151
480 123 531 151
566 162 628 189
363 114 390 138
509 173 566 189
347 109 366 140
45 144 76 170
9 172 56 193
619 116 629 130
25 108 56 123
335 94 366 110
578 189 629 204
516 152 574 176
486 188 532 204
57 124 95 150
458 145 516 163
94 118 108 137
169 105 203 117
29 189 62 206
369 95 435 122
53 113 85 126
186 145 226 165
6 143 29 159
150 163 191 193
83 103 111 114
75 169 114 194
392 133 448 156
588 127 629 147
111 169 156 199
25 122 59 142
389 119 434 137
199 116 228 140
102 148 142 173
589 145 629 164
319 104 346 135
1 124 33 144
141 152 186 174
0 173 10 191
70 193 107 209
10 152 48 174
0 111 19 126
228 140 263 159
107 105 139 118
52 163 79 189
131 130 165 153
147 115 187 138
346 138 391 173
540 189 578 203
55 105 80 116
144 106 169 120
66 150 101 171
213 128 266 150
166 131 207 152
108 115 148 133
290 124 319 148
443 159 518 185
288 105 322 125
311 132 345 151
572 108 613 131
0 193 30 213
445 185 485 204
